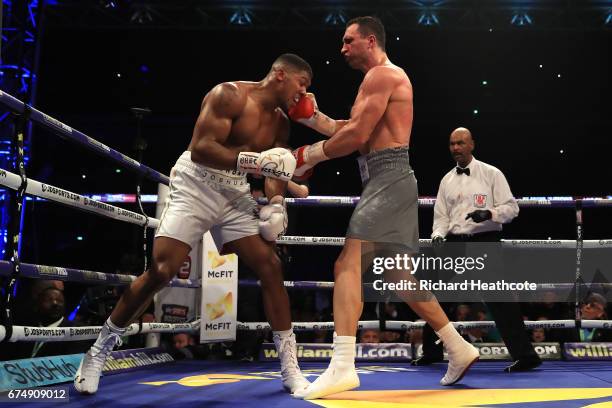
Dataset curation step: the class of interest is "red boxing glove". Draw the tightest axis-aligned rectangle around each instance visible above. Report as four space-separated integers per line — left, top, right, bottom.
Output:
292 145 314 178
292 168 313 182
288 94 315 121
288 93 337 136
292 141 328 178
293 145 308 168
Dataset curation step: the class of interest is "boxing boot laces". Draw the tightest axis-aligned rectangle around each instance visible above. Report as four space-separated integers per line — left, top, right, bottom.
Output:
74 332 122 394
273 331 310 394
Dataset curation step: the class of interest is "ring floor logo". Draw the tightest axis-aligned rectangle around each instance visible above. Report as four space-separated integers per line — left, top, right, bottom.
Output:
134 364 612 407
306 389 612 408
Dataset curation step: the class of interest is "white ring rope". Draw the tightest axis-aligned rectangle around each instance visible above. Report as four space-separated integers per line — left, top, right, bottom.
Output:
277 236 612 249
0 167 159 228
238 279 611 291
2 319 609 342
0 90 169 185
237 319 610 331
282 196 612 208
0 321 200 343
0 260 200 288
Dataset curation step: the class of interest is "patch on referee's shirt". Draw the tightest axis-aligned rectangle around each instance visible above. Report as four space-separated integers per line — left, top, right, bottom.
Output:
473 194 487 208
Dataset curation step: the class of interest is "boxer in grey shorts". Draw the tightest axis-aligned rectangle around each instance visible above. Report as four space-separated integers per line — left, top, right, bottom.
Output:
346 146 418 253
289 16 478 399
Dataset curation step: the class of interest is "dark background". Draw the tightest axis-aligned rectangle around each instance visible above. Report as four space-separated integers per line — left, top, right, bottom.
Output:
17 15 612 284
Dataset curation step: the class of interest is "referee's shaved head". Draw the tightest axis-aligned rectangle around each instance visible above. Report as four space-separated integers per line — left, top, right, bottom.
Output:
449 127 474 167
451 127 473 141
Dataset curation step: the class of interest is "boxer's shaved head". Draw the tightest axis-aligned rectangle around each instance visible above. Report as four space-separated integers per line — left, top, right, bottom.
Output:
271 53 313 80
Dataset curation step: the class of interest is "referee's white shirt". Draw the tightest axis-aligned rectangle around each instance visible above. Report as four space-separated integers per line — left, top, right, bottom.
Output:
432 157 519 238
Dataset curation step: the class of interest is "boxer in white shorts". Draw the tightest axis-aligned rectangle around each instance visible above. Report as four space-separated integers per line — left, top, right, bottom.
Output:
157 152 260 252
76 54 313 396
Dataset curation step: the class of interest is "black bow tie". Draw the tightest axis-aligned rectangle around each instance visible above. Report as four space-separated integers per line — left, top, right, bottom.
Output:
456 167 470 176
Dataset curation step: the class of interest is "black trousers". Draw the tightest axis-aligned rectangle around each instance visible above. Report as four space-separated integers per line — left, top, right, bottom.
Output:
422 231 539 361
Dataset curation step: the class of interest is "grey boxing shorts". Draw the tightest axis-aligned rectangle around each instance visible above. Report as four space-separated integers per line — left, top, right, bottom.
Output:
346 146 419 253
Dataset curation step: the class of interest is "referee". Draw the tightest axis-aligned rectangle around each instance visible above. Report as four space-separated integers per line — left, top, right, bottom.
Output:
413 127 541 372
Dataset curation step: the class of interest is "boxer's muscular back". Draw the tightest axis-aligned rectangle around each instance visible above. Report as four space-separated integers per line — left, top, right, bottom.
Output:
188 81 288 169
356 64 413 153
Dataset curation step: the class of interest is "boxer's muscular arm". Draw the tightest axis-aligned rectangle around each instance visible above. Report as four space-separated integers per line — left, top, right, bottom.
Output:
327 120 348 137
265 174 287 200
189 83 248 170
323 67 395 158
287 181 309 198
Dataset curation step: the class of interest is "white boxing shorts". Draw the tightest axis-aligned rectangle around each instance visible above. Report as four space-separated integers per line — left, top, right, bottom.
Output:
155 151 259 250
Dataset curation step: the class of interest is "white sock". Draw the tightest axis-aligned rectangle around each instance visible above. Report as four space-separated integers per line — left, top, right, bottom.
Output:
331 336 356 369
94 318 126 349
435 323 464 353
105 318 127 334
273 328 294 339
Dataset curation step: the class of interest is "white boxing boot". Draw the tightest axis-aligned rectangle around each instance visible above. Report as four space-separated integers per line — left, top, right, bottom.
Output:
436 323 479 386
74 318 124 394
294 335 359 399
273 329 310 394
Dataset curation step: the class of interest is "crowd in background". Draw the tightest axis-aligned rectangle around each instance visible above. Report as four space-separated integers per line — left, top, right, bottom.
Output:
1 178 609 362
1 263 608 363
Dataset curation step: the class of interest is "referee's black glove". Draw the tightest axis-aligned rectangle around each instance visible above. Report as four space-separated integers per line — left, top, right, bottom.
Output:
465 210 492 223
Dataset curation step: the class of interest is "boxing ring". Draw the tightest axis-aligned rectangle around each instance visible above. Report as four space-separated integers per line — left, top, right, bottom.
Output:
1 90 612 407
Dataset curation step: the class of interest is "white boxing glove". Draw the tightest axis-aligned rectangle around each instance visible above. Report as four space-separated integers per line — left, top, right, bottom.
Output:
258 195 287 241
237 147 296 181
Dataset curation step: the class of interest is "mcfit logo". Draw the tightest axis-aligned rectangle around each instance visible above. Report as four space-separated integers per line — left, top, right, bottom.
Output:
205 292 232 321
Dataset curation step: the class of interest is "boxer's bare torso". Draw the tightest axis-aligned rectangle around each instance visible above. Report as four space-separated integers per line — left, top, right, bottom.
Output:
354 63 413 155
188 81 290 170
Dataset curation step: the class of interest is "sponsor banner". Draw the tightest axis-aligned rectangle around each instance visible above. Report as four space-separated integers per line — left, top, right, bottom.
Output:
276 236 346 246
564 342 612 360
102 347 174 374
200 233 238 343
86 135 111 152
41 113 73 133
11 326 102 342
120 153 141 167
0 260 196 289
0 354 82 391
237 280 334 290
0 167 159 228
276 236 610 250
414 342 561 361
260 343 412 361
155 237 202 324
124 323 194 336
0 348 174 391
0 260 192 288
284 196 360 207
